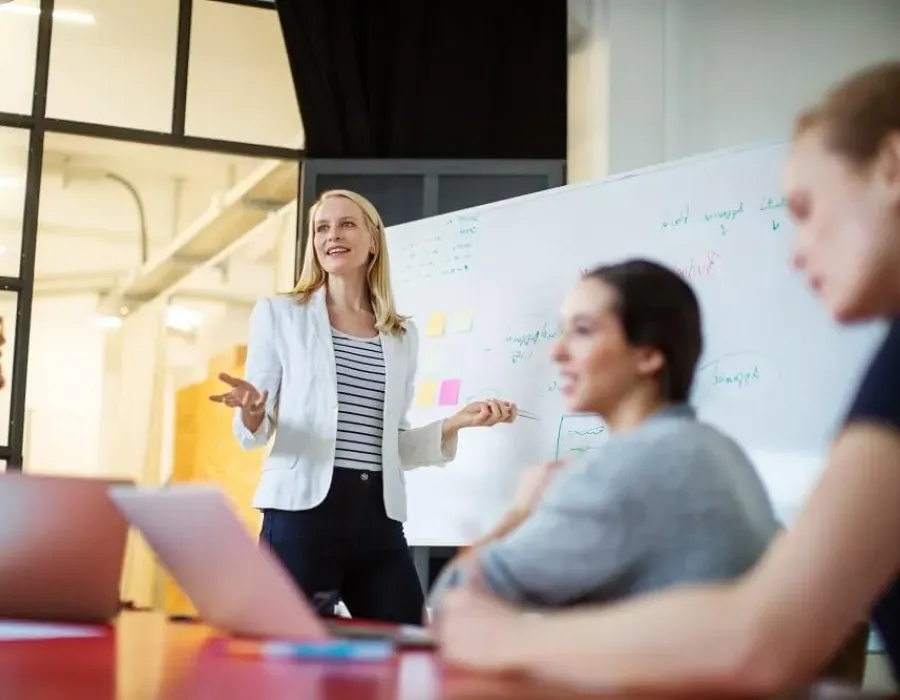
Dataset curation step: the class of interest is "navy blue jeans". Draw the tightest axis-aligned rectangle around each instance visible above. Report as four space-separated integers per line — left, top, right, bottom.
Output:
259 468 424 625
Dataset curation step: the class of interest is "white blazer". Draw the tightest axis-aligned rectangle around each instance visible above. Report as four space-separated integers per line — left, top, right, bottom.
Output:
233 287 457 521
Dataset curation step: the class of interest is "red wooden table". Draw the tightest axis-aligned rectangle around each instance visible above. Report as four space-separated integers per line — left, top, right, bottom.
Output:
0 612 895 699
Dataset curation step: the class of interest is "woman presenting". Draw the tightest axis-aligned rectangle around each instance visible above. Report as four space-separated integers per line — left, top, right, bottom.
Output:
210 189 516 625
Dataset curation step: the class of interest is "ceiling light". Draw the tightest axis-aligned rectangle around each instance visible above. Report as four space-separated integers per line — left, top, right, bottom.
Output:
0 4 96 25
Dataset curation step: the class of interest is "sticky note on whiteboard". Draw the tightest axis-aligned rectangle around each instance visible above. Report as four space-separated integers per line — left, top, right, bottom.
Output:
438 379 461 406
414 380 438 407
448 310 474 333
425 312 445 337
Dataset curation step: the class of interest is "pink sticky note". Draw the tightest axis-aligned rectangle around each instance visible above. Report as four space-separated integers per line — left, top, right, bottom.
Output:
438 379 461 406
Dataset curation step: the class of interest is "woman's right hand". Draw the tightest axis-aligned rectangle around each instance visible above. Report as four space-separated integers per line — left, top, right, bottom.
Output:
209 372 268 430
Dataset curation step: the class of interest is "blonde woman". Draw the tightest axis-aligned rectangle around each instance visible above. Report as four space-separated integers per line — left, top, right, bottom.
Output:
210 190 517 624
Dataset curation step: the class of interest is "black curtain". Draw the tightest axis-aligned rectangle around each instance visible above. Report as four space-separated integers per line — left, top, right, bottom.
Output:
275 0 567 160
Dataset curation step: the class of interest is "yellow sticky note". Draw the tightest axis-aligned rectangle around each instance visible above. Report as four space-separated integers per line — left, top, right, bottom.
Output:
414 380 438 407
449 310 474 334
425 312 446 337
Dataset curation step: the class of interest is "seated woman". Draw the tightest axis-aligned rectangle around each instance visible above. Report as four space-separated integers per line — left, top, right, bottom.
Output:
428 259 780 612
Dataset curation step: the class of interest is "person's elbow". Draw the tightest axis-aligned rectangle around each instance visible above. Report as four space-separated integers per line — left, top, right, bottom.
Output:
725 584 862 693
721 596 810 695
724 626 797 695
476 547 558 607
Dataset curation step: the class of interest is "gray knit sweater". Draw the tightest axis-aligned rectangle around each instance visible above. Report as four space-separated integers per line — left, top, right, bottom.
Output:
429 405 780 610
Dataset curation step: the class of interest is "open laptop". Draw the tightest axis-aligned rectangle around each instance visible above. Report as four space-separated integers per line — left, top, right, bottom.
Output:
107 484 434 647
0 473 131 624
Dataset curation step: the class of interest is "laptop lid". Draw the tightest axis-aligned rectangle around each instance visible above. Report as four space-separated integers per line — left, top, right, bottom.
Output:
0 473 131 624
107 484 330 641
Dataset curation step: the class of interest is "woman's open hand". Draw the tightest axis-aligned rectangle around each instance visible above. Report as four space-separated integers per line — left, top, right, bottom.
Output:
208 372 268 416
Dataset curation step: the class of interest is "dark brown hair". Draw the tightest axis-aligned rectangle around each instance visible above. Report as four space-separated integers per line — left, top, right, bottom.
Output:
584 259 703 403
795 61 900 166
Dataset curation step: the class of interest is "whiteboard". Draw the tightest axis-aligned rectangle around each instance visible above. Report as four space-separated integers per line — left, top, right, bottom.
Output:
388 142 886 546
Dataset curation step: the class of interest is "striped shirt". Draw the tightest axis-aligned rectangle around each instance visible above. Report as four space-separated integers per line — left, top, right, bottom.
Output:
331 328 386 471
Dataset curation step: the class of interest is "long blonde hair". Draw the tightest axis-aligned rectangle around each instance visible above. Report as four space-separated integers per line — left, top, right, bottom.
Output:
288 189 408 335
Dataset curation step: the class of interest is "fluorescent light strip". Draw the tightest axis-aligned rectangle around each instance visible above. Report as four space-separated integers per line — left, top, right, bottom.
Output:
0 4 95 25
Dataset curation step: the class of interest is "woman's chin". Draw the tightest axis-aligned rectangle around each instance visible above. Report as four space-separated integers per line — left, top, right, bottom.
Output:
564 393 587 413
321 258 367 277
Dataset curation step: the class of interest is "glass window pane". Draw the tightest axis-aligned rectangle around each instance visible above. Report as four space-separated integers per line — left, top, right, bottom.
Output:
0 1 39 115
29 132 296 608
29 131 297 480
0 126 29 277
185 1 303 148
46 0 178 131
0 290 19 447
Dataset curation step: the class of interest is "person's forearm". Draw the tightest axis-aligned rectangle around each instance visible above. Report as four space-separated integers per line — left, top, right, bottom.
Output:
468 508 529 549
441 414 462 443
507 583 776 695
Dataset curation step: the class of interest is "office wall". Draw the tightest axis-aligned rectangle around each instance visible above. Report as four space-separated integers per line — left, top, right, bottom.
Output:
567 0 900 181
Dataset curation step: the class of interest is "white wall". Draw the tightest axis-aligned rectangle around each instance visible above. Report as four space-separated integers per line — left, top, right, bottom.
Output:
568 0 900 181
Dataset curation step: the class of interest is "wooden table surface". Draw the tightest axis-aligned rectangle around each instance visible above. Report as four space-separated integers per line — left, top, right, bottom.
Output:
0 612 895 699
